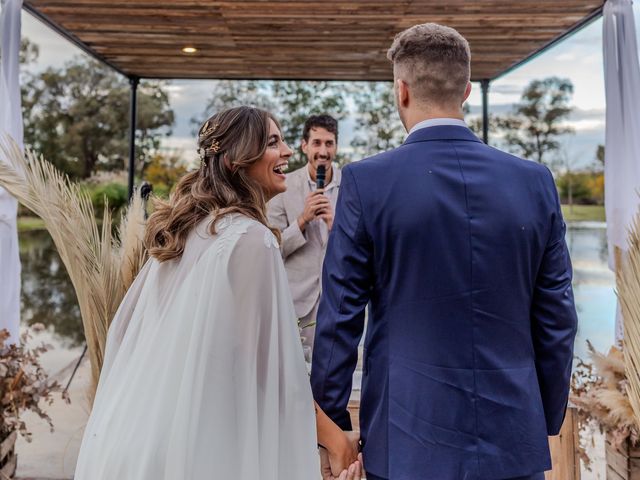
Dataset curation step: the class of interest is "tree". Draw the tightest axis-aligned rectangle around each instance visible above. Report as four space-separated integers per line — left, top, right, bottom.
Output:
349 82 405 159
192 80 275 120
272 81 347 142
144 151 188 197
195 80 348 171
19 38 40 66
496 77 575 165
596 144 605 167
21 56 174 179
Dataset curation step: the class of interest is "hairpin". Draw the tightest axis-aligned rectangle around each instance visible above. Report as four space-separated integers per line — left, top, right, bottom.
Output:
201 121 219 138
206 139 221 154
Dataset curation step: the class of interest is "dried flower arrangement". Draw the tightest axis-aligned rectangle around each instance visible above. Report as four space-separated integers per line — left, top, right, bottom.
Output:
0 325 67 442
571 205 640 469
571 343 639 466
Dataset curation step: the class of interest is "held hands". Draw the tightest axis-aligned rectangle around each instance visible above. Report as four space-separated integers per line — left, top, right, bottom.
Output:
298 190 333 232
321 430 362 479
320 447 363 480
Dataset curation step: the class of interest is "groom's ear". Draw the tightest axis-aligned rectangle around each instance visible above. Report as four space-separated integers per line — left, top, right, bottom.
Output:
462 82 472 103
397 79 410 108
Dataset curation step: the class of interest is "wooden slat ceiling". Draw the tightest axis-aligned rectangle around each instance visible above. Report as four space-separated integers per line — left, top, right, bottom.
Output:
23 0 605 82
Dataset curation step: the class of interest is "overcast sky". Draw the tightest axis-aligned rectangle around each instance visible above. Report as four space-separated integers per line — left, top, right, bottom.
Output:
19 5 640 168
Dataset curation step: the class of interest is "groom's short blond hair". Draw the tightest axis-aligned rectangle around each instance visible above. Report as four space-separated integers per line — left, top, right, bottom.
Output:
387 23 471 107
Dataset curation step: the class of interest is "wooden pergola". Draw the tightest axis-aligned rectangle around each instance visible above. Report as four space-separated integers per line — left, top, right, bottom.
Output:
23 0 605 196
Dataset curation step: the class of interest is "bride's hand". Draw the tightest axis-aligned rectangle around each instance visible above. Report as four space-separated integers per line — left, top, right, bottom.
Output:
320 447 362 480
327 430 360 476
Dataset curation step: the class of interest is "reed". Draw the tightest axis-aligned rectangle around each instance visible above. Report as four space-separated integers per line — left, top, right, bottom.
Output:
620 207 640 428
0 136 147 398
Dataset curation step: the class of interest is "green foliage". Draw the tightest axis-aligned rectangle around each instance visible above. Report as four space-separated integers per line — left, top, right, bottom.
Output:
19 38 39 66
495 77 575 164
596 144 605 167
21 56 174 179
556 171 604 205
349 82 405 159
144 152 188 198
193 80 348 170
88 182 129 217
17 216 45 232
271 81 347 146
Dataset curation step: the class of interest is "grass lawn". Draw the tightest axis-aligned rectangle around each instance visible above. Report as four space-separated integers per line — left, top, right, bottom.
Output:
17 216 45 232
17 206 605 233
561 204 606 223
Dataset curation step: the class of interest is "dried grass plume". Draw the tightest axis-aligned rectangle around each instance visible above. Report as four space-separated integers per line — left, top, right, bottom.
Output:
620 205 640 427
0 135 147 399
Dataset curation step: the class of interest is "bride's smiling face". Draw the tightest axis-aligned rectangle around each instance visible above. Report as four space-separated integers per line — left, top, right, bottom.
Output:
246 119 292 201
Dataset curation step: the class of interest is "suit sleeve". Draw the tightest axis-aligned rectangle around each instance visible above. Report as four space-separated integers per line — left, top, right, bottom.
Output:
266 192 307 259
531 168 578 435
311 166 372 430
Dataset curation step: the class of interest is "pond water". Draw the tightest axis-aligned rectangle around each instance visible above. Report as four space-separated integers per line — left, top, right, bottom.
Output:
18 223 617 361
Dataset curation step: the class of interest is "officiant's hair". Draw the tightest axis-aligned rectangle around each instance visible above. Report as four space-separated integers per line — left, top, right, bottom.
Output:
145 106 282 262
387 23 470 107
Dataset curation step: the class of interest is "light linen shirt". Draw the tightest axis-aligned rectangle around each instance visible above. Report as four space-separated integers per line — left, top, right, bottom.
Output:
408 118 468 136
266 164 341 318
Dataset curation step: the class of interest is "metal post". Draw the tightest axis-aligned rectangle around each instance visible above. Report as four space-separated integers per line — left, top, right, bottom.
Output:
480 79 490 145
128 76 139 200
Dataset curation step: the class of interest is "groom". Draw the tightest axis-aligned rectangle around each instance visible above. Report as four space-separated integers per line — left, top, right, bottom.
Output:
311 23 578 480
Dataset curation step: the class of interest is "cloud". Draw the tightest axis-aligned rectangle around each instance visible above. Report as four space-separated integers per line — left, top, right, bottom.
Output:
555 53 577 62
570 108 606 122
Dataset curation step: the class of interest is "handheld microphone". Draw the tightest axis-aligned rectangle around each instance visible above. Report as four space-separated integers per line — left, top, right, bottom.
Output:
316 165 326 190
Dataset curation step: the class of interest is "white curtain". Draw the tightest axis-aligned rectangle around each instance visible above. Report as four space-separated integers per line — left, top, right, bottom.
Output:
0 0 23 344
603 0 640 342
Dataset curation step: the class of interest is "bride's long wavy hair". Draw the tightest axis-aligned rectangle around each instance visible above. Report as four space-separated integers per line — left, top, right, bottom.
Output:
145 106 281 262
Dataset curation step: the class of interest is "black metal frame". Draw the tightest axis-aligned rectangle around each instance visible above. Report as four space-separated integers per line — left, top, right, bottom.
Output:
128 77 139 199
480 79 490 144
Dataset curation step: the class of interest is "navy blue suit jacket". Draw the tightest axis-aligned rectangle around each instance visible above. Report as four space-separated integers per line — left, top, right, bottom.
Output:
310 125 578 480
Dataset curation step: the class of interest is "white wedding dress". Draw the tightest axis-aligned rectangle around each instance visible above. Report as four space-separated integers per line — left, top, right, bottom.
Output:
75 214 320 479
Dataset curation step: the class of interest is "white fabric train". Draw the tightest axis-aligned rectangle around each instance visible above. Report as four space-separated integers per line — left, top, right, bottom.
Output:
75 214 320 479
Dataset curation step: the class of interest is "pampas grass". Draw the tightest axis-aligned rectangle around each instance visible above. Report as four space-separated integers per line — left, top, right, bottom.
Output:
571 203 640 467
620 206 640 429
0 135 147 399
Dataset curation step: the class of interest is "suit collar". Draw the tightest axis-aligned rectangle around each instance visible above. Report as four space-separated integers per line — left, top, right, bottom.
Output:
403 125 483 146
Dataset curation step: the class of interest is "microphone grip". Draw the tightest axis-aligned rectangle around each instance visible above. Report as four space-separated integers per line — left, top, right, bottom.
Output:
316 165 326 190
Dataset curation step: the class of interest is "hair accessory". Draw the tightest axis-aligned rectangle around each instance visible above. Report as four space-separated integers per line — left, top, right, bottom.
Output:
201 121 219 138
206 139 221 155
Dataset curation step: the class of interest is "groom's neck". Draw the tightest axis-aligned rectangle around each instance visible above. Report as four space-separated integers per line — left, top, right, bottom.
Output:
403 106 465 132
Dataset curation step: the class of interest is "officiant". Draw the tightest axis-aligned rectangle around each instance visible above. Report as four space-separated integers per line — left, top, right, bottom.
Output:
267 115 342 357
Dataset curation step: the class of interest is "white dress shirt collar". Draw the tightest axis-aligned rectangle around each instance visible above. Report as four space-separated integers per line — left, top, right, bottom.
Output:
408 118 468 136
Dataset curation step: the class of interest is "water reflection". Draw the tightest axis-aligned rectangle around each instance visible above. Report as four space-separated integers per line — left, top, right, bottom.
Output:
567 223 617 360
19 230 84 348
18 223 618 358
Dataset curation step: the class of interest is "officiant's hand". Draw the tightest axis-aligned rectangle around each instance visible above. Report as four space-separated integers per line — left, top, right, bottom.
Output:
320 446 362 479
298 190 331 232
318 199 334 231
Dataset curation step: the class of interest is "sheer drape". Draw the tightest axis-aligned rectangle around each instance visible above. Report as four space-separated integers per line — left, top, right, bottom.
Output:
75 215 319 479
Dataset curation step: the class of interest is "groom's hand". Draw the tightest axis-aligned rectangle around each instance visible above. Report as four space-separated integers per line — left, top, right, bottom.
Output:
320 447 362 480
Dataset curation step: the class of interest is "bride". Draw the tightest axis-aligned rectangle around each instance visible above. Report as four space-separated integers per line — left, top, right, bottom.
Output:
74 106 361 480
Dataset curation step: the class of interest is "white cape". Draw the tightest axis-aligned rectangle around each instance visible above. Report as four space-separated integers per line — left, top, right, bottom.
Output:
75 214 320 479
